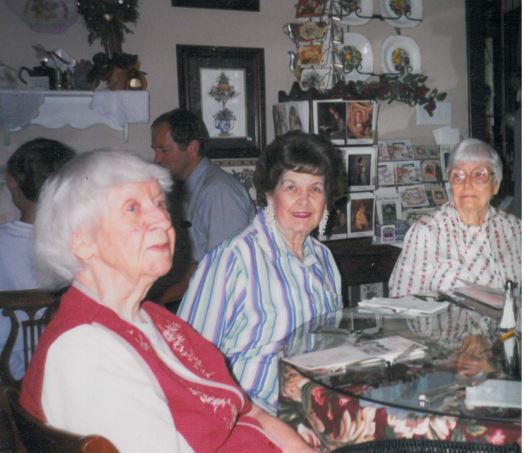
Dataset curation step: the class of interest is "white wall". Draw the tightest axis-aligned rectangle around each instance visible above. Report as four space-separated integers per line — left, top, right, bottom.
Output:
0 0 468 163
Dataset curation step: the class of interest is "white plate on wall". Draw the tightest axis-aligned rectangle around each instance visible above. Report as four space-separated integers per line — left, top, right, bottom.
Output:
380 0 423 28
380 35 421 74
337 0 373 26
340 32 374 82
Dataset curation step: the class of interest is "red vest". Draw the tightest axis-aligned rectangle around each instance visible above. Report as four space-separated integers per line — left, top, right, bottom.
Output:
20 287 280 452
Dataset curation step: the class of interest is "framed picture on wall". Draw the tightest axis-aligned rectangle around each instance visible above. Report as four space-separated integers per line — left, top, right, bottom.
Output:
212 158 258 203
348 192 375 238
171 1 259 11
320 195 348 241
177 45 265 158
376 198 402 224
313 99 346 145
343 147 377 192
346 100 378 145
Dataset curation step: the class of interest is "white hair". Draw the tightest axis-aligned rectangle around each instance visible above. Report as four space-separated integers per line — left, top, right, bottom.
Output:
447 138 503 183
35 149 173 289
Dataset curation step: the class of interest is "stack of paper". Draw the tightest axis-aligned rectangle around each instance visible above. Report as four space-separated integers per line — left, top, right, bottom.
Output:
283 335 426 372
358 296 449 315
453 281 504 310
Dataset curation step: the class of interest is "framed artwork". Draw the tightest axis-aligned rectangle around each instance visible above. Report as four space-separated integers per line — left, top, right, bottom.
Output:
346 100 378 145
378 162 396 186
376 199 401 224
403 208 435 225
272 101 309 136
421 159 441 182
394 160 422 184
320 196 348 241
430 185 448 205
348 192 375 238
212 158 257 203
171 0 259 11
380 225 396 243
273 104 289 137
177 45 265 158
344 146 377 192
313 99 346 145
377 139 413 160
398 184 430 208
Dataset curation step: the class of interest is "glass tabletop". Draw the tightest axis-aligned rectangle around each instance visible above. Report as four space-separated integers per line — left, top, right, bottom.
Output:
280 305 521 424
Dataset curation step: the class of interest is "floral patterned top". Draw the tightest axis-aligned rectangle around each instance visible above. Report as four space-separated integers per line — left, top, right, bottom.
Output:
389 202 521 296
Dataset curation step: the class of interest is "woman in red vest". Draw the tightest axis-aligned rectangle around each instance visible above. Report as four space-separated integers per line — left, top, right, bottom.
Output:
20 149 314 453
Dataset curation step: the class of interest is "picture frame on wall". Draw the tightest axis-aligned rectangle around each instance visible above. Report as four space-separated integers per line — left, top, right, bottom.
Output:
343 146 377 192
320 195 348 241
272 101 309 137
171 0 259 11
346 100 378 145
376 198 402 224
348 192 375 238
177 45 265 158
212 158 258 203
313 99 346 145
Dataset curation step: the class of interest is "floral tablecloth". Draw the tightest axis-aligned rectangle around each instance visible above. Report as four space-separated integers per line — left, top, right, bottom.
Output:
278 362 522 452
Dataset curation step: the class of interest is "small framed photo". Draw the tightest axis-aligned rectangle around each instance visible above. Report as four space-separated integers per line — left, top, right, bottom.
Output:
394 161 422 185
430 185 448 205
380 224 396 243
377 162 395 186
344 146 377 192
376 198 402 224
348 192 375 238
320 196 348 241
313 99 346 144
212 158 257 202
272 104 289 137
403 208 435 225
398 184 430 208
346 100 378 145
421 159 441 182
287 101 309 132
379 139 414 160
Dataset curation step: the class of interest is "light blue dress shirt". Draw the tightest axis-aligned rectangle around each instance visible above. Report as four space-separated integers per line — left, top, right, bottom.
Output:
184 158 255 261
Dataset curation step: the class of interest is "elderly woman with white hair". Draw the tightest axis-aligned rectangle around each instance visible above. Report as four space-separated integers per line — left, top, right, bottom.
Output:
20 150 315 453
389 138 521 297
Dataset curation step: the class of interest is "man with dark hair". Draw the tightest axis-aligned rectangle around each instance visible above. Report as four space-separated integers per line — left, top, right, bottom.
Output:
151 109 255 264
1 138 76 290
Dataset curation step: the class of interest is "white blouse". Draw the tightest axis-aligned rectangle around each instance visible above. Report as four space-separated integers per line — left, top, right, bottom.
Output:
389 202 521 297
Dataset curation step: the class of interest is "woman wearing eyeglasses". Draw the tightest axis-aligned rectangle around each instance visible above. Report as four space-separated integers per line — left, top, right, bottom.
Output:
389 138 521 296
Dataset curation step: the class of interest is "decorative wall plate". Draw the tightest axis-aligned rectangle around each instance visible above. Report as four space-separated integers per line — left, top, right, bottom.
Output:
340 32 373 82
337 0 373 26
381 35 421 74
380 0 423 28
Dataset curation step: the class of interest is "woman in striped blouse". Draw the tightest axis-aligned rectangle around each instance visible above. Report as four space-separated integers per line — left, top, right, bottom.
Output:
178 131 344 415
389 138 521 297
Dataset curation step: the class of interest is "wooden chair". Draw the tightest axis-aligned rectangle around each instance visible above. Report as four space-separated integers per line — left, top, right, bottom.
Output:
0 290 62 386
0 386 118 453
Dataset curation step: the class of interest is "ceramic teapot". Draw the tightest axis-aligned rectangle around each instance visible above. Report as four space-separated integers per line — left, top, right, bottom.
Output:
18 61 59 89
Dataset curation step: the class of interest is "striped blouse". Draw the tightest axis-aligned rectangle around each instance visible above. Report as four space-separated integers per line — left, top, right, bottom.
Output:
177 209 342 414
389 202 521 297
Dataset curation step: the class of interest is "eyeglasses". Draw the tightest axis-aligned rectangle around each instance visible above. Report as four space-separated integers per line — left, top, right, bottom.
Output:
448 167 494 185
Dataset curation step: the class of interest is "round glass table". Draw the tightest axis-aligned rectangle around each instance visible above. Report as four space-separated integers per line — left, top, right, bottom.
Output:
278 305 521 452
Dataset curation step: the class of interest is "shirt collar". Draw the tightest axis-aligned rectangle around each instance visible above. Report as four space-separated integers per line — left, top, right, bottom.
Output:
255 209 318 268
